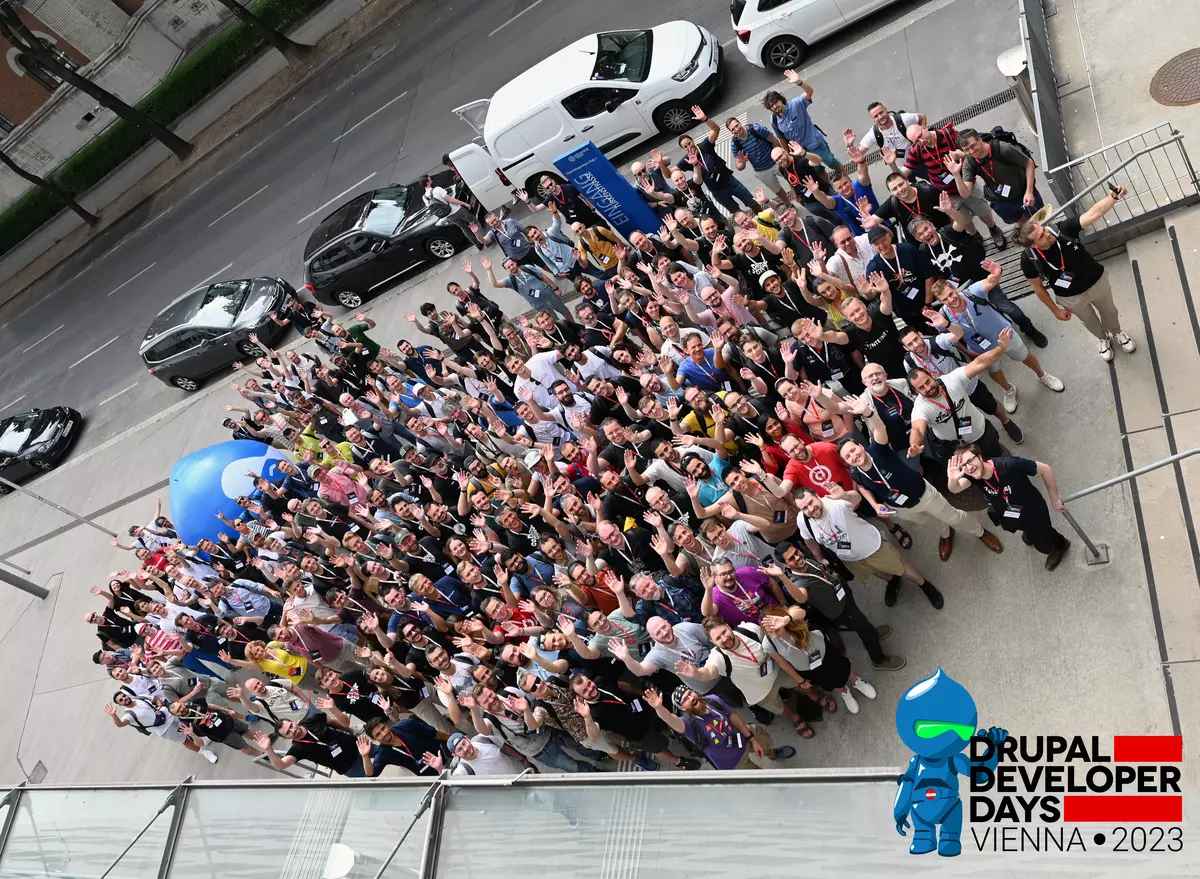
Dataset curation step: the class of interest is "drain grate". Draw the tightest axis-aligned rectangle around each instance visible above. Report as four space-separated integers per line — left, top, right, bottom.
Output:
1150 48 1200 107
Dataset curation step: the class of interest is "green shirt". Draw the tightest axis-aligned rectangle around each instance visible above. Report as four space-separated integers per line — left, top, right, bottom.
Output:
347 323 381 360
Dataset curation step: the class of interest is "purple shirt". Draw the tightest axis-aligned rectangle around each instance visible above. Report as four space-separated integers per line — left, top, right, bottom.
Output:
680 696 748 770
711 567 770 626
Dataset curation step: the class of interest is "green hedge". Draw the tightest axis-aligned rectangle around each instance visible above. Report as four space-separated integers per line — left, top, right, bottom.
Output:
0 0 327 257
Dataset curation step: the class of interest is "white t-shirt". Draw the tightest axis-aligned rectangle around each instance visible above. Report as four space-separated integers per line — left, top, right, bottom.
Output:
576 349 621 383
454 734 525 776
797 498 882 561
428 186 462 215
702 622 776 704
910 366 985 443
858 113 921 152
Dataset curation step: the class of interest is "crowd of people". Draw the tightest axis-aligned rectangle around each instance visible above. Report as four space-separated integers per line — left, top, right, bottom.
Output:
88 67 1134 779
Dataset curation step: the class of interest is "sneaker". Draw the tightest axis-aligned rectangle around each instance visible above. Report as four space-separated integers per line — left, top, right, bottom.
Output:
876 624 893 642
676 757 701 771
1002 384 1018 413
839 689 860 714
990 226 1008 250
200 749 219 764
1114 331 1137 353
772 745 797 760
1002 420 1024 444
873 655 908 671
634 756 660 771
853 679 877 700
1098 334 1114 362
751 705 776 726
1025 326 1048 348
1037 372 1065 392
919 580 944 610
884 576 901 606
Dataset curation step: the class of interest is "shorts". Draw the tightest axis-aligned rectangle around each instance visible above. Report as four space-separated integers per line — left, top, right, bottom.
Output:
753 165 788 194
949 193 994 223
981 330 1028 371
755 667 802 714
844 540 908 582
733 723 775 770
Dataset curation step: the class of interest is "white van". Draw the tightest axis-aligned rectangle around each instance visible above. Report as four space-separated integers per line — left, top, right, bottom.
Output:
448 21 723 211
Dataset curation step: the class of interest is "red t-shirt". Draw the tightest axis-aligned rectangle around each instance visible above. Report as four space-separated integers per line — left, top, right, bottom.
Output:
782 442 852 495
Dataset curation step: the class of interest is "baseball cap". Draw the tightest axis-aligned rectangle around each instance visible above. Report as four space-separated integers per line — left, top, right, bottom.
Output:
867 226 892 244
447 732 466 751
524 449 543 468
758 270 780 289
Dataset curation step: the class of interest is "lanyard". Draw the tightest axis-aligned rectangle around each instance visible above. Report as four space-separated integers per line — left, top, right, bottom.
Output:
859 462 892 492
1033 242 1065 271
726 635 759 664
871 387 906 418
899 194 922 217
975 155 997 182
748 355 779 380
877 250 903 284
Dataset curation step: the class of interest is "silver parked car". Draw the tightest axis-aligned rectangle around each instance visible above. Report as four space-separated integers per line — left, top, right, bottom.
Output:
140 277 293 391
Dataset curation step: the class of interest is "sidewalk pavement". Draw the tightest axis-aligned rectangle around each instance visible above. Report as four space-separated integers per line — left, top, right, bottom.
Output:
0 0 1189 785
0 0 419 303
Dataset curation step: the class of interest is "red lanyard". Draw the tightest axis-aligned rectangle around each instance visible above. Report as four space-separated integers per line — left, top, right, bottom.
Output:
900 195 922 217
982 465 1003 496
1034 243 1065 271
871 387 905 415
726 635 758 664
976 155 997 181
925 390 954 416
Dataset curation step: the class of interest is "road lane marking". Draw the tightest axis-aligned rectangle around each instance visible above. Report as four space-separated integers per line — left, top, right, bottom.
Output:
1 394 26 411
722 37 737 47
208 186 269 227
22 324 64 353
14 290 53 319
194 262 234 287
69 336 120 369
489 0 549 37
99 383 139 407
332 91 410 143
282 91 333 129
106 262 158 297
296 173 378 224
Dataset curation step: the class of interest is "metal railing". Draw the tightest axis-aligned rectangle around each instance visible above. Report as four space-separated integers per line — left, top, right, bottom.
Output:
1046 122 1200 230
1059 447 1200 565
1019 0 1073 205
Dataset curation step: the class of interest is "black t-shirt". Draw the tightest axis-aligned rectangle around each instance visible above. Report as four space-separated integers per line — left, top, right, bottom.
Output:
586 677 655 741
777 217 836 265
285 713 362 774
599 439 640 472
764 279 823 327
543 183 602 226
866 244 934 332
601 484 650 529
677 139 733 185
738 349 788 387
1019 217 1104 296
729 248 784 294
401 633 454 673
920 226 987 285
597 527 660 578
373 716 443 776
185 703 239 742
792 340 859 390
866 385 914 451
329 670 389 723
849 441 927 508
844 317 908 378
875 181 951 235
968 457 1050 526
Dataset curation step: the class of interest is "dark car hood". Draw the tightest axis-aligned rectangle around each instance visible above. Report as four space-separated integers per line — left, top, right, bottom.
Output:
235 279 285 328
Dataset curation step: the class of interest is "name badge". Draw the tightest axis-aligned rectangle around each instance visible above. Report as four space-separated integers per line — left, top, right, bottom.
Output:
808 650 823 670
891 492 909 505
997 184 1012 198
1054 272 1074 290
630 699 643 713
835 585 846 601
328 745 343 757
835 539 852 551
733 733 744 750
957 418 973 437
830 369 844 381
773 509 788 524
420 685 431 699
941 172 955 185
820 420 835 437
948 273 960 284
1003 505 1022 519
289 699 304 711
758 662 771 677
971 333 990 349
905 287 921 300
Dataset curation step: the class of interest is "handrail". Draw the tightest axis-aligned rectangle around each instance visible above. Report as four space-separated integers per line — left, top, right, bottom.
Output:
1059 447 1200 563
1049 133 1186 221
1045 122 1179 174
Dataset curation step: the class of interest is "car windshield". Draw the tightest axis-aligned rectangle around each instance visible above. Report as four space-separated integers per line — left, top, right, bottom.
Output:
592 30 652 83
360 186 411 236
188 281 251 328
0 413 39 455
306 194 369 259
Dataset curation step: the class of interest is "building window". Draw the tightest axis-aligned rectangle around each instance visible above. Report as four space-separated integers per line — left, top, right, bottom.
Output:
18 38 78 91
0 113 13 134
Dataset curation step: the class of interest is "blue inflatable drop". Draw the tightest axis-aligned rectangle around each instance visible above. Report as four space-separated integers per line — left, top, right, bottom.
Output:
169 440 294 547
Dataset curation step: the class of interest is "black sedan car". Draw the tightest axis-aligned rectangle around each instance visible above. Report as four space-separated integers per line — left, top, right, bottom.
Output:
0 407 83 492
301 170 471 309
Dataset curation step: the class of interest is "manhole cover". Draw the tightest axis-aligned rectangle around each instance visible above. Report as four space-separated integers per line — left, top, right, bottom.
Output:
1150 48 1200 106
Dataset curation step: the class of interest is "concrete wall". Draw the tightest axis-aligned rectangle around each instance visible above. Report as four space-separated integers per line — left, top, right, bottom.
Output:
0 0 233 207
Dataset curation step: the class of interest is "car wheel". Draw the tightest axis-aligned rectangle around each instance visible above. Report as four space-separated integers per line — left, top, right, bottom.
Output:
32 460 53 472
763 36 807 71
425 237 457 260
237 340 264 358
336 290 364 309
654 101 694 136
172 376 200 392
0 483 10 495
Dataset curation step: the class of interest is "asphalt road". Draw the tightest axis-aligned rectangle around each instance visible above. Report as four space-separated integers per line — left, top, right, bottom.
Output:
0 0 930 459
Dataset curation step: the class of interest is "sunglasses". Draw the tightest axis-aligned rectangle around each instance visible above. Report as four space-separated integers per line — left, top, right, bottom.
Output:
914 720 975 742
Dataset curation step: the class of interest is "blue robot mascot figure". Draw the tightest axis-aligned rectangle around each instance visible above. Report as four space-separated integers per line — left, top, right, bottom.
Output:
894 668 1007 856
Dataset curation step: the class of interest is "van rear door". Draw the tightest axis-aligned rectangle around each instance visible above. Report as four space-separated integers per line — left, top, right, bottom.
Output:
447 143 514 212
452 100 491 137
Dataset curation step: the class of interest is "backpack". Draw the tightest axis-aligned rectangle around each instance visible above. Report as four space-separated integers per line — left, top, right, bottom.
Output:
871 112 910 148
982 126 1034 161
424 191 452 219
716 624 768 676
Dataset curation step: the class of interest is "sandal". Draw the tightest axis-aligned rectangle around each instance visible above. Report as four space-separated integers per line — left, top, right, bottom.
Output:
820 695 838 714
792 718 816 738
889 524 913 550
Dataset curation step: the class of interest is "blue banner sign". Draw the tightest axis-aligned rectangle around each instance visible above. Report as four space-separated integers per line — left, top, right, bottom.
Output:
554 141 662 240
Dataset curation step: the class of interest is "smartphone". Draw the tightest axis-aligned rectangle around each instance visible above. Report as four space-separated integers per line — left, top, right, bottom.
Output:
1108 183 1121 198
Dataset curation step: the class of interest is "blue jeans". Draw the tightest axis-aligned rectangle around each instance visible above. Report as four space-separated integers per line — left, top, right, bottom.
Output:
537 730 599 772
706 175 760 214
521 290 574 321
182 651 228 679
804 134 842 172
989 188 1043 224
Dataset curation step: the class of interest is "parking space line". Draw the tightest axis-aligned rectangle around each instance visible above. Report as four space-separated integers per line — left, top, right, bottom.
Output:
208 185 269 227
296 173 378 224
22 324 64 353
1 394 26 411
332 91 409 143
194 262 234 287
69 336 120 370
489 0 549 37
106 262 158 297
99 383 139 407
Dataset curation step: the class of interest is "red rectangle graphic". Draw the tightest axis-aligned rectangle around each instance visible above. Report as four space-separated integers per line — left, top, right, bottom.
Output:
1063 795 1183 823
1113 735 1182 762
